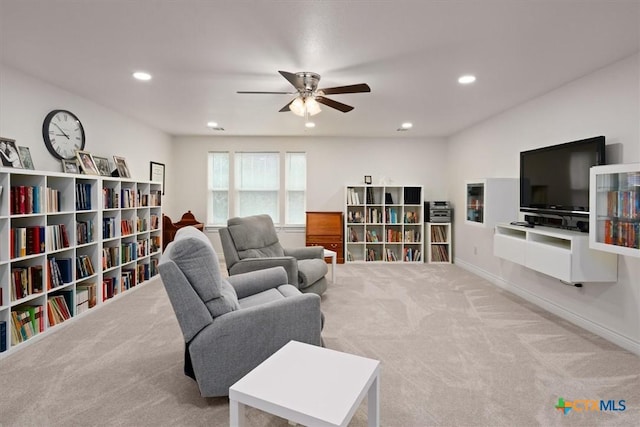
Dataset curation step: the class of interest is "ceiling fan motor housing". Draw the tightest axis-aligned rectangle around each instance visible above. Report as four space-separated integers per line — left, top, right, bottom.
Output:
297 72 321 93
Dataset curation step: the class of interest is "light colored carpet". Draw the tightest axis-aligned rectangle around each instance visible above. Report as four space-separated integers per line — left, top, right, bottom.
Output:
1 263 638 426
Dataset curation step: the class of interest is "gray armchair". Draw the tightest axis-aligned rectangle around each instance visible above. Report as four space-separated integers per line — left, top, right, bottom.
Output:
219 214 329 296
159 226 323 397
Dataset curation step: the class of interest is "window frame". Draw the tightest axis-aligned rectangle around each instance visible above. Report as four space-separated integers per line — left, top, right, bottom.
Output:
206 151 307 228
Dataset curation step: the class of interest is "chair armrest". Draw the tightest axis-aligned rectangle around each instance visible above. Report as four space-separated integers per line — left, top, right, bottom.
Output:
228 257 298 286
284 246 324 260
188 293 322 396
227 266 289 299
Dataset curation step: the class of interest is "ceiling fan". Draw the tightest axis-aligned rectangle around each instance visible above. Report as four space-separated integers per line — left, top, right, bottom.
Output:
237 71 371 117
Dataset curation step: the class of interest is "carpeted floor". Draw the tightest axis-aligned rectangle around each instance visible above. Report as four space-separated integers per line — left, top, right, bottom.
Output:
1 263 638 426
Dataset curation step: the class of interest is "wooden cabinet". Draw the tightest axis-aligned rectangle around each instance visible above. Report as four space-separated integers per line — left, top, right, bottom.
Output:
306 211 344 264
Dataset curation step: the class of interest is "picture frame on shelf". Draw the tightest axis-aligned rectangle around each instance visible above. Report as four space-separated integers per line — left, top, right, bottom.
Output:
150 161 165 194
113 155 131 178
76 150 99 175
93 156 112 177
364 175 372 185
0 137 23 168
18 146 35 170
61 159 80 174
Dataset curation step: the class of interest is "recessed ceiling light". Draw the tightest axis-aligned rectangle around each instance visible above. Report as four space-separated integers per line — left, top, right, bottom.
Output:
133 71 152 81
305 122 316 128
207 121 219 128
458 75 476 84
401 122 413 129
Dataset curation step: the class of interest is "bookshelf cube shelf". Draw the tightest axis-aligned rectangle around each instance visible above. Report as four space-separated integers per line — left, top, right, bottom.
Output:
427 222 452 264
0 168 162 357
345 185 423 263
589 163 640 257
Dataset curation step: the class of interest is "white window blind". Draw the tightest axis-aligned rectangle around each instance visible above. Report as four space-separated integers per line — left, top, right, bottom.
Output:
286 152 306 225
207 152 230 225
235 152 280 222
207 151 306 226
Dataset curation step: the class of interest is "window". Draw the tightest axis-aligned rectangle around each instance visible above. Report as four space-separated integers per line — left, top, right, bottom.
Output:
207 152 229 225
286 152 306 225
207 151 306 227
235 152 280 222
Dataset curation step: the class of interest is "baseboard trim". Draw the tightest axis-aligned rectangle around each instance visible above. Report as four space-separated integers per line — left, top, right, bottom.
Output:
454 257 640 357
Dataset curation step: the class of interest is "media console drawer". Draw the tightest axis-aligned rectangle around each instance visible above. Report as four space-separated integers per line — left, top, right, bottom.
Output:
493 224 617 283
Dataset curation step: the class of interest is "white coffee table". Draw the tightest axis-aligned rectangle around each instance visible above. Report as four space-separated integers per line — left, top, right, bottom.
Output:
229 340 380 427
324 248 337 283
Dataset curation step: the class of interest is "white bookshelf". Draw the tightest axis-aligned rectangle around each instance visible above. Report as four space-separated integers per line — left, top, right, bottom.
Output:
345 185 423 263
426 222 451 264
0 168 162 357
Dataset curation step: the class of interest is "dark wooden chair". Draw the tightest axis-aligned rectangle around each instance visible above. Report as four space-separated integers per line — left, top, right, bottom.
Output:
163 211 204 250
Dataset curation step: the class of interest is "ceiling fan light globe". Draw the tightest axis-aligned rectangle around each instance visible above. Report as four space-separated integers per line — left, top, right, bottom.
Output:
305 98 322 116
290 97 306 116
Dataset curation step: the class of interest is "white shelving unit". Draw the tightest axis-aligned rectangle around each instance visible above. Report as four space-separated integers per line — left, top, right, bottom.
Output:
494 223 617 283
426 222 451 264
589 163 640 257
345 185 423 263
0 168 162 357
465 178 518 227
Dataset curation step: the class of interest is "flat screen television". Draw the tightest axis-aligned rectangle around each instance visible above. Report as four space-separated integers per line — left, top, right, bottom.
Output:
520 136 606 217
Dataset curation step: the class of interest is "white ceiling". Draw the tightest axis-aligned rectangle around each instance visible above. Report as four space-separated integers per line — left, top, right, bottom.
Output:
1 1 638 138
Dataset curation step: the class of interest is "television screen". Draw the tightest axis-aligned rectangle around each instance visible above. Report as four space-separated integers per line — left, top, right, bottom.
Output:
520 136 605 216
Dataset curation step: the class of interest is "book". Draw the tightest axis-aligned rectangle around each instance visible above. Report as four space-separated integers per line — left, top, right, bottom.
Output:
56 258 73 283
0 320 6 352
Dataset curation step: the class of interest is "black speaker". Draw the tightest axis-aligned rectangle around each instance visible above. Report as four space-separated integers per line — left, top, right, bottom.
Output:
576 221 589 233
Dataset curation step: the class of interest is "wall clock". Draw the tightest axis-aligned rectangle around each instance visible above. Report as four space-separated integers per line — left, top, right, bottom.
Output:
42 109 86 160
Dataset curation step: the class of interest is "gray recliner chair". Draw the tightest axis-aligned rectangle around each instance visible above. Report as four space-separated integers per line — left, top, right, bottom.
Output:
159 226 323 397
219 214 329 296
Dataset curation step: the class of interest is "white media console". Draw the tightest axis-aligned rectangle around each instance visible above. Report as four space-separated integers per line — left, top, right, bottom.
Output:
494 223 617 284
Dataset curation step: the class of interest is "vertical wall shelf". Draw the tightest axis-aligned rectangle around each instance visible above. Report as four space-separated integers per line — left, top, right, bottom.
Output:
0 168 162 357
427 222 451 264
345 185 423 263
465 178 518 227
589 163 640 257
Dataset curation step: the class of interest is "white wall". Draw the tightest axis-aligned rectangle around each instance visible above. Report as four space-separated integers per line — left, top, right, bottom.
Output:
447 54 640 353
169 135 448 251
0 64 173 188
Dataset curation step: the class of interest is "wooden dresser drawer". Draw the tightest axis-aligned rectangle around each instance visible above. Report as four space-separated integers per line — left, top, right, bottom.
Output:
306 211 345 263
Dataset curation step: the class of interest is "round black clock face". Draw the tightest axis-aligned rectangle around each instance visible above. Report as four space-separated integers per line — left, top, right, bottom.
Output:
42 110 86 160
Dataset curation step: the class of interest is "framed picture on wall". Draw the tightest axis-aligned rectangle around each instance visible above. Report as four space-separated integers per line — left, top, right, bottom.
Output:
113 156 131 178
150 161 165 194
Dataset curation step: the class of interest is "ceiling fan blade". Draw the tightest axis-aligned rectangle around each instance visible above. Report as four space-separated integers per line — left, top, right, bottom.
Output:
279 99 294 112
237 91 293 94
320 83 371 95
279 70 305 90
316 96 354 113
